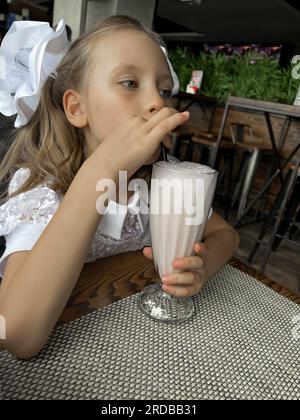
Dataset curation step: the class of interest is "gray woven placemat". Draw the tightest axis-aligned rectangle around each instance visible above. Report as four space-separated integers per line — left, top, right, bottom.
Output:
1 265 300 400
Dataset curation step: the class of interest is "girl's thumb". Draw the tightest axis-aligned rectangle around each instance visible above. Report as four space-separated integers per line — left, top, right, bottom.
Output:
143 246 153 261
194 242 208 257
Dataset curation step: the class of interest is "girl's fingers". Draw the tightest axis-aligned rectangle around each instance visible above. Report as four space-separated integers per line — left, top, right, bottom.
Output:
172 255 203 271
143 107 178 132
162 271 195 286
147 110 190 143
162 283 196 298
162 272 205 297
143 247 153 260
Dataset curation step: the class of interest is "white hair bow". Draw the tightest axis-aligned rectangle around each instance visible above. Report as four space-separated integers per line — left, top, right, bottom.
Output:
160 46 180 97
0 19 69 128
0 19 179 129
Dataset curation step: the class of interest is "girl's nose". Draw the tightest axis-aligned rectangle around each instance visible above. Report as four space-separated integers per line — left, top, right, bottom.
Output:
142 91 166 120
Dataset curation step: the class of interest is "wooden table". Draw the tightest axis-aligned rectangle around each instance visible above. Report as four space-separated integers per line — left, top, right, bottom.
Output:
58 251 156 325
58 251 300 327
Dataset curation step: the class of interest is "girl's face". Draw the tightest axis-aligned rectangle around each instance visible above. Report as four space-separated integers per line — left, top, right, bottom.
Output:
82 29 174 164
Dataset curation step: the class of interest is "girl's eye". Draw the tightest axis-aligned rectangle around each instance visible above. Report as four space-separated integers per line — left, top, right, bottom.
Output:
120 81 172 98
160 89 173 99
121 80 137 89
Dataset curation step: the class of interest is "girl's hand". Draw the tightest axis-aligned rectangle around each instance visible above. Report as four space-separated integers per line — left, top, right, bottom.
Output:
91 107 190 179
143 242 209 297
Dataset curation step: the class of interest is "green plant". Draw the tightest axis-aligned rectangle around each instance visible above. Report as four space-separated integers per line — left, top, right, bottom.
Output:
168 47 298 105
168 47 198 93
277 66 298 104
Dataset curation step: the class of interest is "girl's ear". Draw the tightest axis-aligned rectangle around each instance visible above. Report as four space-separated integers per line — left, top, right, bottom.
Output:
63 89 88 128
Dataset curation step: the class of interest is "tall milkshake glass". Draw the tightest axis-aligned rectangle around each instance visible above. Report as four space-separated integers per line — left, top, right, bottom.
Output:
139 161 218 323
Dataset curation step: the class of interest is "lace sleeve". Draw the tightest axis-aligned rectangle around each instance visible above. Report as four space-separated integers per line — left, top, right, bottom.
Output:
0 168 61 236
8 167 31 195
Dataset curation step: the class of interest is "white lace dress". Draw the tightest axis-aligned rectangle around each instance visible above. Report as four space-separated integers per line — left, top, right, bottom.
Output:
0 167 153 278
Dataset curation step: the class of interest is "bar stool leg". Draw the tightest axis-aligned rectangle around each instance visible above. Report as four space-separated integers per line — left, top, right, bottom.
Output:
260 164 299 275
247 168 292 264
236 149 261 220
260 155 273 218
214 150 227 203
272 174 300 251
225 149 236 220
231 151 248 209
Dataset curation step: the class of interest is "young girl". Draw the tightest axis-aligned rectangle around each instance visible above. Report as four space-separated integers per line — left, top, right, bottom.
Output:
0 15 239 359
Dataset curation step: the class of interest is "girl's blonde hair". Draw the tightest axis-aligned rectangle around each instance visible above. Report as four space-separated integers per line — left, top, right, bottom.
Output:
0 15 168 204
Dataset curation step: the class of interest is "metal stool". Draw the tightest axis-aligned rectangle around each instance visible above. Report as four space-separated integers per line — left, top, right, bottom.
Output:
271 164 300 251
229 123 273 221
231 144 273 220
248 145 300 274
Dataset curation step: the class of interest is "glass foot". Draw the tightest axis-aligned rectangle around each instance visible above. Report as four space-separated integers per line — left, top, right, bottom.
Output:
138 281 195 323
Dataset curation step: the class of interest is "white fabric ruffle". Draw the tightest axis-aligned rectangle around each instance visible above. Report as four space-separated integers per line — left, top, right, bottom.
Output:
0 170 60 236
0 19 69 127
